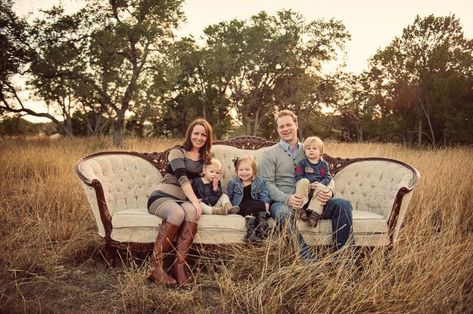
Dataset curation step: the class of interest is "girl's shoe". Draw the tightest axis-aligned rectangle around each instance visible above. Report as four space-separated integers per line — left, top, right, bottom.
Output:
224 203 240 214
245 216 261 244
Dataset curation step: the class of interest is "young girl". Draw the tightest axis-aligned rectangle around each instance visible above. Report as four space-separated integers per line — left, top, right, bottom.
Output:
227 156 271 243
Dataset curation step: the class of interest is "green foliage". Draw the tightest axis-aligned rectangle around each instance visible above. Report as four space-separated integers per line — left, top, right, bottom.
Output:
2 3 472 146
153 10 350 138
0 116 57 136
366 14 473 146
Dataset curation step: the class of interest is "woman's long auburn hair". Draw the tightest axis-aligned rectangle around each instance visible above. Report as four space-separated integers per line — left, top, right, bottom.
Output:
183 118 213 164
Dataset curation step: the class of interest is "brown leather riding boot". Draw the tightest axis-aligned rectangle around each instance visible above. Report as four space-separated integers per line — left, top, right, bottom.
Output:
148 220 180 286
172 221 198 287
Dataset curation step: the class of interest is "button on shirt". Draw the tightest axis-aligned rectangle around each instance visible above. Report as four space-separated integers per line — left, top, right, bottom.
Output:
278 140 301 169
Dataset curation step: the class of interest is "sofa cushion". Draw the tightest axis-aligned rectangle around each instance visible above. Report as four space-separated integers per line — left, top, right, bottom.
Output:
112 208 161 228
110 209 247 244
109 209 387 246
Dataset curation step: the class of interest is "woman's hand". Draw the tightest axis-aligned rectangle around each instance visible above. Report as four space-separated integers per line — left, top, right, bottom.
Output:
181 182 202 219
192 200 202 219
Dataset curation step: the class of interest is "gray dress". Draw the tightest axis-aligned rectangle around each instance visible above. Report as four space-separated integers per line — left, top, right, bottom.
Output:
148 147 204 215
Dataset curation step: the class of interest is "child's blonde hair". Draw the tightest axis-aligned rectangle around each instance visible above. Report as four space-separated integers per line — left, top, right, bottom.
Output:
303 136 325 154
204 158 222 170
233 155 257 180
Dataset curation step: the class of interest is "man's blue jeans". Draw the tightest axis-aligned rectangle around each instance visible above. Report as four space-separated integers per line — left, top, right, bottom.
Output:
270 197 353 254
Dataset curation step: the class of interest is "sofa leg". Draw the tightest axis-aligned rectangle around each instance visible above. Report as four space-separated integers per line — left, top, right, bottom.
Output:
104 244 117 268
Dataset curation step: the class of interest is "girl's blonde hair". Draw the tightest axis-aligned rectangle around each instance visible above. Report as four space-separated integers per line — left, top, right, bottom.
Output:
303 136 325 154
233 155 257 180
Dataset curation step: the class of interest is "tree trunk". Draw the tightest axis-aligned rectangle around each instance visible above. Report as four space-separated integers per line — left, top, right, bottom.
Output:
252 109 261 136
356 124 363 142
417 118 422 146
113 116 124 147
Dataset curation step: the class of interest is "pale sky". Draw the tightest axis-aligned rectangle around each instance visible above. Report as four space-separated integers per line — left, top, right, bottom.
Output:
11 0 473 122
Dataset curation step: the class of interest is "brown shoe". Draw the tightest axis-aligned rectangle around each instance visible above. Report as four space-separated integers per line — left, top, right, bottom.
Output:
299 209 309 222
148 220 180 286
212 206 226 215
172 221 198 287
308 211 322 228
224 203 240 214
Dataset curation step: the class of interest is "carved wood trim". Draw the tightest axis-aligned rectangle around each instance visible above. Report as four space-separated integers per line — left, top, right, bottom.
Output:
213 136 276 149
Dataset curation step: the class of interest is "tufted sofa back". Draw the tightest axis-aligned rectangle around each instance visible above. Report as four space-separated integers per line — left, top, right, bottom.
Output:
213 145 270 191
214 145 417 222
334 159 417 219
76 153 163 236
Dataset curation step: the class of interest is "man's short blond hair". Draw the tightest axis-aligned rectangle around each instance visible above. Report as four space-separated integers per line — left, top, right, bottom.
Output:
303 136 325 154
274 109 298 124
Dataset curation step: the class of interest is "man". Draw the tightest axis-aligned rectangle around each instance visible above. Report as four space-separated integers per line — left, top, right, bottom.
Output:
259 110 353 260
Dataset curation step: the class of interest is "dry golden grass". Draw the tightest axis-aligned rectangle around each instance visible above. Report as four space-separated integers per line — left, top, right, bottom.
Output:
1 137 472 313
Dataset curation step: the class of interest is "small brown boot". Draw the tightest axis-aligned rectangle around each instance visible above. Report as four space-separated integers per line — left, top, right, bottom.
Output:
148 220 180 286
172 221 198 287
224 203 240 214
308 211 322 228
299 208 309 222
211 206 226 215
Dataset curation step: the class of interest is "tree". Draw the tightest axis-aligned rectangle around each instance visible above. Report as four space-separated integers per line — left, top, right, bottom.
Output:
1 0 185 145
169 10 350 137
0 0 73 135
328 72 382 142
31 0 185 146
368 15 473 146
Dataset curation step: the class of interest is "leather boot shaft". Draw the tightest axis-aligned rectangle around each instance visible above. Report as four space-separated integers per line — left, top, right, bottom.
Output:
172 221 198 286
148 220 180 286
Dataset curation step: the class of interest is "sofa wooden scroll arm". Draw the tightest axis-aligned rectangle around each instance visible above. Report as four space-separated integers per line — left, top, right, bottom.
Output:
74 164 114 243
89 179 113 241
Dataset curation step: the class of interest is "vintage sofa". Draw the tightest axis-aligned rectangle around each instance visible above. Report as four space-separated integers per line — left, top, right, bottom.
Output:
75 136 420 256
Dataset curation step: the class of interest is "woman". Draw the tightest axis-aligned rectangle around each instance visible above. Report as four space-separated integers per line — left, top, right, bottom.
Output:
147 118 213 287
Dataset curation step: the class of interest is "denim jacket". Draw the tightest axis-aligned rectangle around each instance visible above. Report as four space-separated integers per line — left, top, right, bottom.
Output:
226 176 272 206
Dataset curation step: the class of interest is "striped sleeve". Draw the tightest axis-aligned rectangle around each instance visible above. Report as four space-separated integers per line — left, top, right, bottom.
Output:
168 148 190 186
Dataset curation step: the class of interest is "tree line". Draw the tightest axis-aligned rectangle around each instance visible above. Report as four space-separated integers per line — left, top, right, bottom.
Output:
1 0 472 146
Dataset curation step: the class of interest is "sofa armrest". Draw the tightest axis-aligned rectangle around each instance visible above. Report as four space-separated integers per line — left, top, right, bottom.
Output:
75 151 164 242
74 162 112 242
334 157 420 243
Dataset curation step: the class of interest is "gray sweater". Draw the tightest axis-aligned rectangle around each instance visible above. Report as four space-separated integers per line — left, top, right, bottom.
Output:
259 143 335 203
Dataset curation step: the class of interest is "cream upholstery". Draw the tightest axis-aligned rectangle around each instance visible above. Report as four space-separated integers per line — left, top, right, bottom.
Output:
76 147 418 247
212 145 269 190
77 154 163 238
335 160 416 219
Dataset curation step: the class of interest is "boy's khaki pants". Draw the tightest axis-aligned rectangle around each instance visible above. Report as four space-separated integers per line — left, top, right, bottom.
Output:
295 178 328 215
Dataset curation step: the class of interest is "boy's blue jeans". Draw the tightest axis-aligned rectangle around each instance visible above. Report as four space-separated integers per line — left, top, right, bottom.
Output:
270 197 353 255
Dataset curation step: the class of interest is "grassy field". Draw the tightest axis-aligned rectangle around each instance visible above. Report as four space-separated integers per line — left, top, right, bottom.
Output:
1 137 472 313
